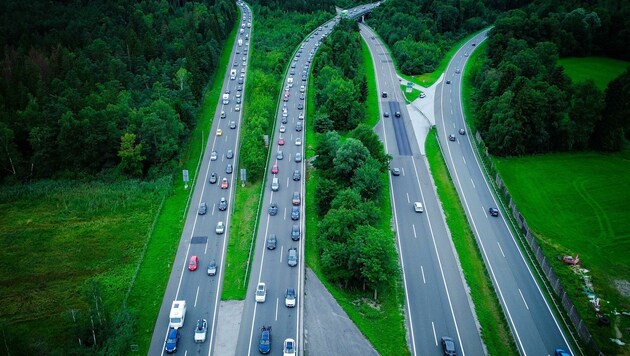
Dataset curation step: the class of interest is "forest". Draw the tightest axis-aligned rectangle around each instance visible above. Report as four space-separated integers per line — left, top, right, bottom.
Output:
473 0 630 155
0 0 237 183
311 19 398 294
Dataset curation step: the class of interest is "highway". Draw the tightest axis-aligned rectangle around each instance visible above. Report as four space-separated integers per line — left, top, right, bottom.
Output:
360 24 486 356
148 2 253 355
233 4 380 355
435 31 574 355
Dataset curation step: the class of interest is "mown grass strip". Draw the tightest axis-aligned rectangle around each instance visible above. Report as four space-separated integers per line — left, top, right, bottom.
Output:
126 15 240 353
425 130 516 355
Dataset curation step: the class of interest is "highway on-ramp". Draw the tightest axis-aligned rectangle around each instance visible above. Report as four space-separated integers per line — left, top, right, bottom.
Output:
360 23 485 356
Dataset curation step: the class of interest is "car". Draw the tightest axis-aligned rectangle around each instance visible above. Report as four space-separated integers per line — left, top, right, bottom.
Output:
221 177 229 189
255 282 267 302
226 150 234 159
292 170 301 181
233 61 239 67
281 116 288 124
209 172 218 184
194 319 208 342
258 326 272 354
383 112 390 118
455 68 461 74
391 168 401 176
554 348 571 356
297 103 303 110
216 128 223 136
164 327 180 353
298 112 304 120
292 192 301 206
414 202 424 213
225 89 231 94
278 138 285 146
216 221 225 234
230 121 237 129
295 138 302 146
381 91 388 98
237 85 243 91
291 224 300 241
238 78 244 84
207 261 217 276
300 85 305 93
420 92 426 98
299 93 305 100
218 197 227 211
459 128 466 135
268 202 278 216
267 234 277 250
291 206 300 220
295 122 303 131
441 336 457 356
287 248 298 267
226 164 233 174
448 134 456 141
283 95 289 102
283 338 296 356
211 150 218 161
294 152 302 162
280 125 286 133
285 288 296 307
464 52 469 57
235 105 240 111
489 207 499 217
198 202 207 215
271 164 279 174
188 255 199 271
472 43 476 46
220 111 226 119
236 92 241 98
395 111 401 117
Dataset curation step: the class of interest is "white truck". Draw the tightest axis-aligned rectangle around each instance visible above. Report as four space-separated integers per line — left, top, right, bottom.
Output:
222 93 230 105
169 300 186 329
238 38 243 46
230 69 237 80
287 77 294 88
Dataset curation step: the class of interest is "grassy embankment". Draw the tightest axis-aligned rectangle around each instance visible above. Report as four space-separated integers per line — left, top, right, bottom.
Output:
467 50 630 354
126 16 240 353
304 38 408 356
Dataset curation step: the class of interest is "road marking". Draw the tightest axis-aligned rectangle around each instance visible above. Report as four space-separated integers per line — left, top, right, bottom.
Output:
280 246 284 263
421 266 426 284
275 298 279 321
497 242 505 257
194 286 200 308
483 207 488 218
412 224 417 239
462 156 466 165
401 167 405 176
406 193 410 204
518 289 530 310
470 178 475 189
432 322 437 345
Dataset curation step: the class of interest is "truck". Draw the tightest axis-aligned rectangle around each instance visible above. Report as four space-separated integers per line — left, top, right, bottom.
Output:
287 77 293 88
169 300 186 329
238 38 243 46
230 69 237 80
222 93 230 105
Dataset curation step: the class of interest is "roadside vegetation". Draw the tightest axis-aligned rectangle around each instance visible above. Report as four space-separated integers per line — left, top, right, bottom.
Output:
306 19 407 355
558 57 630 91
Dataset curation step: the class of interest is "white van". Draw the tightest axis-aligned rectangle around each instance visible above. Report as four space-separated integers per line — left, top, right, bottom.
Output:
271 178 279 191
169 300 187 329
222 93 229 105
230 69 237 80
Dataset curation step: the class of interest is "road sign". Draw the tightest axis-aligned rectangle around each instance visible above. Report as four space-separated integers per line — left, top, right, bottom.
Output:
183 170 189 189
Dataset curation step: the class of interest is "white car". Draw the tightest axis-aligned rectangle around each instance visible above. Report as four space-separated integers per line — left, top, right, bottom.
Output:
283 338 296 356
295 138 302 146
280 125 286 133
285 288 296 307
255 283 267 303
413 202 424 213
216 221 225 234
194 319 208 343
298 112 304 120
210 151 218 161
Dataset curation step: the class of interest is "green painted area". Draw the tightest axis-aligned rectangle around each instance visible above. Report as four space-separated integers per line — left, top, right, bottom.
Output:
558 57 630 91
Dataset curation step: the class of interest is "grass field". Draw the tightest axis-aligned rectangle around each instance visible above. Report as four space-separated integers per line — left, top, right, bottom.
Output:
494 150 630 353
558 57 630 91
0 179 170 353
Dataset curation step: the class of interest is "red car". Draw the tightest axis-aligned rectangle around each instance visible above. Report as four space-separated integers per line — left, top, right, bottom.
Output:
272 164 279 174
221 178 229 189
278 138 285 146
188 256 199 271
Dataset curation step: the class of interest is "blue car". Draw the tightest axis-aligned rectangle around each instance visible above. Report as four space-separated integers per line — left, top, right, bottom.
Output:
555 348 571 356
258 326 272 354
165 327 180 353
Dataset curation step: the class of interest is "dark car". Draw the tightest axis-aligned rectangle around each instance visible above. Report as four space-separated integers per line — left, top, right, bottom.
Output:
391 168 401 176
296 122 303 131
230 121 237 129
226 150 234 159
218 197 228 211
395 111 401 117
281 116 288 124
292 170 301 181
297 103 303 110
291 206 300 220
198 202 207 215
267 234 277 250
220 111 226 119
459 128 466 135
381 91 388 98
554 348 571 356
441 336 457 356
209 172 218 184
448 134 456 141
489 207 499 217
446 80 451 84
268 202 278 216
226 164 233 174
164 327 180 353
258 326 272 354
207 260 217 276
292 192 301 206
287 247 298 267
291 224 300 241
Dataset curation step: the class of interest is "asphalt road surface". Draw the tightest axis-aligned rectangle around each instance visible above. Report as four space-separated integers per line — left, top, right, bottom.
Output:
360 23 486 356
435 31 574 355
148 3 253 355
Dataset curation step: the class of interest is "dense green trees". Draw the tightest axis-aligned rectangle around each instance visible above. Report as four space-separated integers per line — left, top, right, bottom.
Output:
0 0 237 182
311 20 397 296
473 0 630 155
